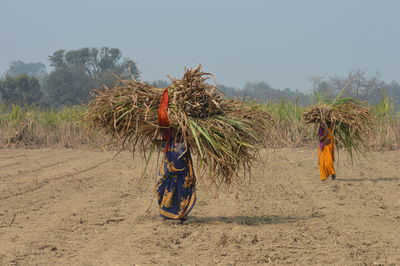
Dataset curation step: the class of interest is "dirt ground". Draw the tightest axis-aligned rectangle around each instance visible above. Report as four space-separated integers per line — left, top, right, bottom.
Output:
0 147 399 265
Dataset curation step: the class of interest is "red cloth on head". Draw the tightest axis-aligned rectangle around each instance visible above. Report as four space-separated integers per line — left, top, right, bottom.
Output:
158 88 171 153
158 88 170 127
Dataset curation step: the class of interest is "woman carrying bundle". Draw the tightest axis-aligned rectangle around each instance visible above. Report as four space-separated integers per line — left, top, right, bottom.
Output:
155 89 196 223
86 65 271 221
317 120 336 181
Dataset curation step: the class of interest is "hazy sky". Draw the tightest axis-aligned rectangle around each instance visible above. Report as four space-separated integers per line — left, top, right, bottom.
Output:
0 0 399 91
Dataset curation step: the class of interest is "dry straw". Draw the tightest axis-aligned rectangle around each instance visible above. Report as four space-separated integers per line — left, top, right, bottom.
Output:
85 65 273 184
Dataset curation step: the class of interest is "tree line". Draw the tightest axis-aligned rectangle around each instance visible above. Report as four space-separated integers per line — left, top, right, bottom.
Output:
0 47 139 107
219 71 400 107
1 47 399 108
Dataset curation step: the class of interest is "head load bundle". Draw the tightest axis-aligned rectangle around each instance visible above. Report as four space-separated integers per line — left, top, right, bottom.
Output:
303 97 374 159
85 65 272 184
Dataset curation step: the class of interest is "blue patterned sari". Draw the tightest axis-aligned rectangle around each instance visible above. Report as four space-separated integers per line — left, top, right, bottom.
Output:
156 137 196 220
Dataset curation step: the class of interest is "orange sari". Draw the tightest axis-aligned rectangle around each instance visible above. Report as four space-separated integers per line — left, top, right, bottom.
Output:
318 128 335 181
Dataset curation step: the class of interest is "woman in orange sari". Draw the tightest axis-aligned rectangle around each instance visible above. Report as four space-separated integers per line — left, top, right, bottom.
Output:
317 121 336 181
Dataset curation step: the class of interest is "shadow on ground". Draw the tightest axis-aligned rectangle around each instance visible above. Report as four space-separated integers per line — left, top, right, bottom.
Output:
188 215 306 225
338 177 400 183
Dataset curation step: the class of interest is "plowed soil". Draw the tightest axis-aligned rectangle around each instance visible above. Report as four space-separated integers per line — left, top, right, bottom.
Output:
1 148 399 265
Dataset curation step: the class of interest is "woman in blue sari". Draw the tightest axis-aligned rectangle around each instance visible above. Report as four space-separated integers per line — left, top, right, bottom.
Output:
155 88 196 222
156 135 196 222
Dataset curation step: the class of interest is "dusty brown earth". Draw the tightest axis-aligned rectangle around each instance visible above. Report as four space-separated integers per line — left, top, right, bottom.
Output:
0 147 399 265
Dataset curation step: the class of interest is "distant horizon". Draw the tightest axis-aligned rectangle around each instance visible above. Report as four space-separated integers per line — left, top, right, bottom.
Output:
1 57 394 93
1 0 399 91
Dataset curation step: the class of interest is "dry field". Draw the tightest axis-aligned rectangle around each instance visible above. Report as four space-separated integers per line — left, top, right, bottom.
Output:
0 148 399 265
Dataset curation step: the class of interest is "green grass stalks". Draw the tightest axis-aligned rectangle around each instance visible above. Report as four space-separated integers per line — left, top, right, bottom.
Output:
2 94 400 155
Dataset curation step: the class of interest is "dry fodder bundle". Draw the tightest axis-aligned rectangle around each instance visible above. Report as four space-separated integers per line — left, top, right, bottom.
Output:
85 65 273 184
303 98 375 159
85 80 163 150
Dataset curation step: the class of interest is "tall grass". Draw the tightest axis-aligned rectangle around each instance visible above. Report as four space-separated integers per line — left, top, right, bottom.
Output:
370 95 400 150
262 100 313 148
0 99 399 150
0 104 106 148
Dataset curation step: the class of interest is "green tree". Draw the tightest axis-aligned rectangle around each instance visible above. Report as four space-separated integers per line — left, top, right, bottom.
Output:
242 81 310 104
42 67 94 106
48 47 139 80
44 47 140 106
5 61 46 78
387 81 400 104
218 84 239 97
244 81 273 99
0 74 42 105
312 70 390 105
150 80 170 88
